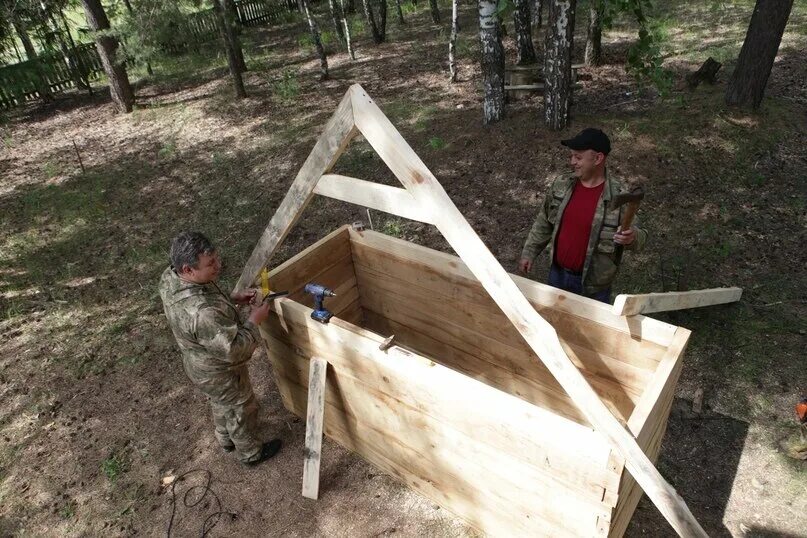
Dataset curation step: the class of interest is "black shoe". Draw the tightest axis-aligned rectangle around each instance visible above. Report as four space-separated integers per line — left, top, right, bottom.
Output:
221 445 235 453
243 439 282 467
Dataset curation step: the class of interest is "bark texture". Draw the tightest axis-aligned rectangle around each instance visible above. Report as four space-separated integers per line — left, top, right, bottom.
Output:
449 0 459 81
725 0 793 109
544 0 576 130
213 0 247 97
479 0 505 124
584 0 602 66
301 0 329 79
513 0 537 65
80 0 134 112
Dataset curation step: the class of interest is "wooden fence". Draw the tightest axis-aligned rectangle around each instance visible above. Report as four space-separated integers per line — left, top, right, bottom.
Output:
0 0 298 111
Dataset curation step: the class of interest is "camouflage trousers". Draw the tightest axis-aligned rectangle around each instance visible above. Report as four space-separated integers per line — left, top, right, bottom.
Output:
210 396 262 463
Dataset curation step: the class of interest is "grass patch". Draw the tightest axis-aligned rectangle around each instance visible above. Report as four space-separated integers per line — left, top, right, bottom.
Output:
101 452 128 483
428 136 446 150
272 68 301 102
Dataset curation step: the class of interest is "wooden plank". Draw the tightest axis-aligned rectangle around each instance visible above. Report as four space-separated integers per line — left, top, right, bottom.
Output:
613 287 743 316
260 301 621 496
235 90 358 291
302 357 327 499
350 238 664 379
348 227 678 348
274 363 609 536
348 84 705 537
314 174 435 224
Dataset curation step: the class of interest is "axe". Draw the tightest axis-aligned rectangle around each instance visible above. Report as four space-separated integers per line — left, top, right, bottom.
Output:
610 187 645 264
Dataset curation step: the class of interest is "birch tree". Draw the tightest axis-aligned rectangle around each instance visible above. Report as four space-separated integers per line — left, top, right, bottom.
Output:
301 0 329 79
340 0 356 59
448 0 458 81
531 0 542 26
543 0 575 130
328 0 346 44
478 0 504 124
361 0 386 44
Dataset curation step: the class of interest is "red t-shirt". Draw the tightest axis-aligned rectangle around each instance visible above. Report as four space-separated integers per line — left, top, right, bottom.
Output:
554 181 605 272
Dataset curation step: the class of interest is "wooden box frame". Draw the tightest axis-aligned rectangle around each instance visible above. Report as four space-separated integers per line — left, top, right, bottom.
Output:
238 85 706 536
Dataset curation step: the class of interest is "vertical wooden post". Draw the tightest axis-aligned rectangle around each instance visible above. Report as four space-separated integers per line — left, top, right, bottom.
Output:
302 357 327 500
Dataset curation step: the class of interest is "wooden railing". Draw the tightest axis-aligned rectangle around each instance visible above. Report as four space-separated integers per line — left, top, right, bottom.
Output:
0 0 299 110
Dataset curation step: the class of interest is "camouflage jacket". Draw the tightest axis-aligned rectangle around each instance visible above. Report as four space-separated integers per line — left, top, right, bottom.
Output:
158 267 260 405
520 173 648 295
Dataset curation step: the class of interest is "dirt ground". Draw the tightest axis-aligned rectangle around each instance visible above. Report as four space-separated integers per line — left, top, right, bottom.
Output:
0 1 805 537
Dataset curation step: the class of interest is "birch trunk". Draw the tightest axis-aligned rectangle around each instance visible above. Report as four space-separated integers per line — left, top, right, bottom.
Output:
301 0 329 79
395 0 405 24
362 0 384 43
478 0 505 124
448 0 459 81
544 0 575 130
340 0 356 59
531 0 542 26
329 0 347 44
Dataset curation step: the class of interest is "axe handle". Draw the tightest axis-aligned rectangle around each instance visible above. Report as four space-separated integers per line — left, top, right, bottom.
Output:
620 202 640 231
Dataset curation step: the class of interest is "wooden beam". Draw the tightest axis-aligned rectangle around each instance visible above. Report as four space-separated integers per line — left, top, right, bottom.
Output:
314 174 435 224
613 287 743 316
235 91 358 291
348 84 706 537
302 357 327 500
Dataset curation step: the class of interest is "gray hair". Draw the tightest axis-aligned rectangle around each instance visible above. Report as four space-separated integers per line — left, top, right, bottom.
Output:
169 231 215 272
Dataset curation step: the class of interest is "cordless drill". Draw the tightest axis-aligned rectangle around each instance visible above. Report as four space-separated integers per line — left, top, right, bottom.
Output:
305 283 337 323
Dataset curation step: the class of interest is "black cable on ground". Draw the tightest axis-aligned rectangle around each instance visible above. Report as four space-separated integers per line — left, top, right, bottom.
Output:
166 469 237 538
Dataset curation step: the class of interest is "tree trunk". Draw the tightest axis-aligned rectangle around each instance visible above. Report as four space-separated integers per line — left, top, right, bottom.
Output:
340 0 357 59
213 0 247 98
531 0 542 26
544 0 575 130
344 0 356 14
725 0 793 109
395 0 405 25
11 13 53 101
329 0 347 44
584 0 602 66
220 0 247 71
80 0 134 112
478 0 505 124
301 0 329 79
362 0 383 44
378 0 387 39
429 0 441 23
513 0 537 65
448 0 459 81
59 9 94 91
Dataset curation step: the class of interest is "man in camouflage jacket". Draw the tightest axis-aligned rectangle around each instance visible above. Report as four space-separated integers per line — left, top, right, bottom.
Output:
518 128 647 302
159 231 281 465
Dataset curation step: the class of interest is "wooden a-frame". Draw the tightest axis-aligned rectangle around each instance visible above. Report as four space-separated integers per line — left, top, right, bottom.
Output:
237 84 708 537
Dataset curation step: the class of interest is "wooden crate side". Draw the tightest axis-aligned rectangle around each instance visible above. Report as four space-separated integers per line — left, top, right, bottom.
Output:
348 227 678 347
260 301 621 504
606 328 690 537
349 232 670 368
268 341 613 536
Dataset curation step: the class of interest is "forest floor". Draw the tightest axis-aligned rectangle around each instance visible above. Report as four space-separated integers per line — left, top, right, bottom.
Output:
0 0 805 536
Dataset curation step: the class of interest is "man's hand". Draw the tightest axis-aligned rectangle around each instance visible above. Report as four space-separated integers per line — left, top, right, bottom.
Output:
518 257 533 274
614 226 636 246
231 288 257 305
248 299 271 326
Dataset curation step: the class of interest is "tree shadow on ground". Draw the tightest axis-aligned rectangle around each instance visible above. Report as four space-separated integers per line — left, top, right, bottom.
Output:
626 398 749 537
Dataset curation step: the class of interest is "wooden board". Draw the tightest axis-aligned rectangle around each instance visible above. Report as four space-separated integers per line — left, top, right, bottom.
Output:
302 357 327 500
613 287 743 316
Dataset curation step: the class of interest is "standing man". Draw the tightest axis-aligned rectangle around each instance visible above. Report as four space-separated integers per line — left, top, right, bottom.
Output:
158 231 282 466
518 128 647 302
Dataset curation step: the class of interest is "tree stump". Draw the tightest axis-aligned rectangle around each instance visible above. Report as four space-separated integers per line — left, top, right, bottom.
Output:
686 57 722 89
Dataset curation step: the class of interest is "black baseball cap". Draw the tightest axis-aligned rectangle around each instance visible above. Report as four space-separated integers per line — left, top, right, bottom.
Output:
561 128 611 155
